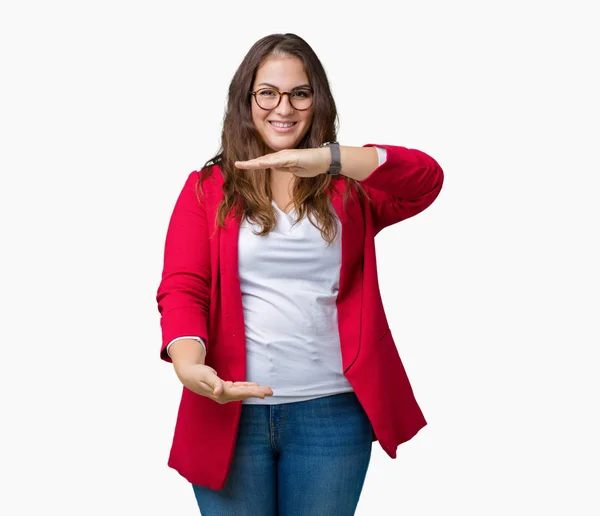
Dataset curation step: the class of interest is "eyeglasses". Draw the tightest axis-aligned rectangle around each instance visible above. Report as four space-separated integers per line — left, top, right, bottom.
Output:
250 87 313 111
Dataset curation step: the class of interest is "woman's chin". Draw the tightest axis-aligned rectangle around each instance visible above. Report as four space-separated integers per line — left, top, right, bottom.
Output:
266 138 297 152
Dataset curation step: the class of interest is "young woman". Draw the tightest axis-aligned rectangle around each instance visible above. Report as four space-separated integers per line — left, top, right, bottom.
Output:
156 32 444 515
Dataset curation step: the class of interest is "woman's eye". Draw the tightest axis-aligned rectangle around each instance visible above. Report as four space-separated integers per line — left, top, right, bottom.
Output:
292 90 311 98
259 89 277 96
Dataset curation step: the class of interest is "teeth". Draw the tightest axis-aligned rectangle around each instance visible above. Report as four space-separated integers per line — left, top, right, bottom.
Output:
270 122 295 128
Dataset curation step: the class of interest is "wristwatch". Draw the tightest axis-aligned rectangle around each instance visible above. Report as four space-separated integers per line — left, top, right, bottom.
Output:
319 141 342 176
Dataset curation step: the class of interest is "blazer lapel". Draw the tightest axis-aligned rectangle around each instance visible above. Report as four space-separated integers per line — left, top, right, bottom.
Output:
219 209 246 380
330 179 365 372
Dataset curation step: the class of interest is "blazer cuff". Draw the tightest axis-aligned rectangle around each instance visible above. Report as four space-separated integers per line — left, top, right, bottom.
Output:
375 146 387 166
359 143 443 195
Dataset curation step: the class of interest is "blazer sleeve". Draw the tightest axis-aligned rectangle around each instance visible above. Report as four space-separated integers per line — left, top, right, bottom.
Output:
156 171 211 363
359 144 444 234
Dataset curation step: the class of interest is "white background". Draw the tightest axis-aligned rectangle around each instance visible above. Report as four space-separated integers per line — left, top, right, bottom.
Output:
1 0 598 514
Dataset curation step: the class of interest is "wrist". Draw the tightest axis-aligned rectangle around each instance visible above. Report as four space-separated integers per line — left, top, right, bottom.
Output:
318 146 330 175
319 141 342 176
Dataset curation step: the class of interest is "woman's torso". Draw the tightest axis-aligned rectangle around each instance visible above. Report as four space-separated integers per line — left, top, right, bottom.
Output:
238 199 353 404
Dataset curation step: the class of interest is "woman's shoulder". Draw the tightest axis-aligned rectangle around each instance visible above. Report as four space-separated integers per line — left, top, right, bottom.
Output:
189 161 225 190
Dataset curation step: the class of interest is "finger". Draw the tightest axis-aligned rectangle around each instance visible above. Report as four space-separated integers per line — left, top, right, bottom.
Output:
234 159 264 169
239 385 273 397
212 378 224 396
235 159 291 170
225 384 274 398
197 368 218 387
235 156 297 170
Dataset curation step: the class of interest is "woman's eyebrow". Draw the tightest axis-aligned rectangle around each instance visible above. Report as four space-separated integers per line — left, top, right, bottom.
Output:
256 82 311 90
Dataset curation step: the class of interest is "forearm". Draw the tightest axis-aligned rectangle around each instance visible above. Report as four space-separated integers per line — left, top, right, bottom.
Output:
338 146 380 181
169 338 206 368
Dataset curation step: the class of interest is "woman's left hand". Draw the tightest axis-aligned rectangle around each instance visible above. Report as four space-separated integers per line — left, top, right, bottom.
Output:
234 147 330 178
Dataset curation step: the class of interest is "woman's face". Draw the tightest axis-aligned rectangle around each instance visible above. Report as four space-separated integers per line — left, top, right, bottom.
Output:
251 56 313 152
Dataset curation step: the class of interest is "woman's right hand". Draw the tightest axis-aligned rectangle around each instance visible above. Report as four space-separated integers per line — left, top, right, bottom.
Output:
174 363 274 404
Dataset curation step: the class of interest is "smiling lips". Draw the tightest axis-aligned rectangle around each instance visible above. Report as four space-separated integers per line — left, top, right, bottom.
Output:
269 121 297 132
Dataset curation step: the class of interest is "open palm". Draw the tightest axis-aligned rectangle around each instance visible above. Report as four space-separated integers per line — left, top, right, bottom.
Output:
234 147 330 177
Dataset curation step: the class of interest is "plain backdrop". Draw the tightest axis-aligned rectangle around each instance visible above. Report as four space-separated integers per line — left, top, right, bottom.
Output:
1 0 598 514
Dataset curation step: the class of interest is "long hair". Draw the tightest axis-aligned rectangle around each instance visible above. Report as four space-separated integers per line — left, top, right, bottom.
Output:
197 33 366 244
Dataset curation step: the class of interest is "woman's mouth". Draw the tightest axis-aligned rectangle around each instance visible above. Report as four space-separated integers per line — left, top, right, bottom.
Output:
269 121 297 133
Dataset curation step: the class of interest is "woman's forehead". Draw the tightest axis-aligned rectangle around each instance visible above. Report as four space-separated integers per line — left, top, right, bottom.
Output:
254 56 309 88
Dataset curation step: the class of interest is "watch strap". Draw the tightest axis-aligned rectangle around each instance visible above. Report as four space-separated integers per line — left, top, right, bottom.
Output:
320 141 342 176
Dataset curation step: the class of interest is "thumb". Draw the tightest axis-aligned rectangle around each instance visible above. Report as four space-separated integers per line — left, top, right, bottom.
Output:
212 377 225 396
198 366 221 392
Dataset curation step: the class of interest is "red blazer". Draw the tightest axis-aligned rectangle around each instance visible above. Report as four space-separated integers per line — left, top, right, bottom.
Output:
156 144 444 489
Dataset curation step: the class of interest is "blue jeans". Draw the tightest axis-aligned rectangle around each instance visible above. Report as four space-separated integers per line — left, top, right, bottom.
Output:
192 392 373 515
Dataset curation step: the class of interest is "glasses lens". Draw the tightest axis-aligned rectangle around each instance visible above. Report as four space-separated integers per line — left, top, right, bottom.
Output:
254 88 313 110
255 89 280 109
289 89 313 110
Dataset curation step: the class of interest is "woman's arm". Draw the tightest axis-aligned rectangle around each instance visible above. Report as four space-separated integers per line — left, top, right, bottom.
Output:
233 144 443 234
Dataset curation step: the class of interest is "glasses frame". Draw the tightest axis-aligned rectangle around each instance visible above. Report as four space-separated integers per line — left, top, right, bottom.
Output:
250 87 314 111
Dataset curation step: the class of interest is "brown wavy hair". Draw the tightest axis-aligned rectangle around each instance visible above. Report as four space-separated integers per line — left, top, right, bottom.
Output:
197 33 366 245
